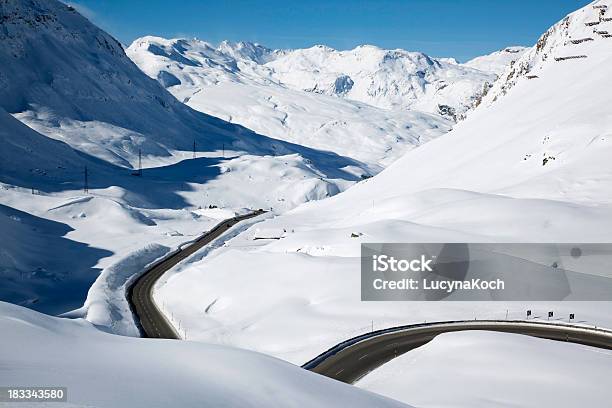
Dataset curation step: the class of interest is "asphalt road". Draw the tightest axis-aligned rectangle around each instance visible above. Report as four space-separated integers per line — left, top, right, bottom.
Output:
127 214 612 384
128 210 265 339
303 320 612 384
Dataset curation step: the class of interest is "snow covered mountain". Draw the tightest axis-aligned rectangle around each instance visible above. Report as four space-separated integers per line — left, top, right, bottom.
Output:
153 0 612 373
1 0 231 168
128 38 498 119
264 44 497 117
127 37 455 167
482 2 611 107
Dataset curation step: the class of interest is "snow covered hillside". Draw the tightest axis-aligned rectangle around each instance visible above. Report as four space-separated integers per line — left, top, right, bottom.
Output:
127 37 456 167
357 331 612 408
154 0 612 366
1 0 229 167
0 301 410 408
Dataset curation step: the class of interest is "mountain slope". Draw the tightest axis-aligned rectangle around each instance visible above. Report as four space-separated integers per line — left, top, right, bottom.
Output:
482 1 611 108
0 107 105 187
0 0 233 165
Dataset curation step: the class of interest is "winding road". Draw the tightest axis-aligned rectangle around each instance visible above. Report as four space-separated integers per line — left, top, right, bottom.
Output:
302 320 612 383
127 211 612 385
128 210 265 339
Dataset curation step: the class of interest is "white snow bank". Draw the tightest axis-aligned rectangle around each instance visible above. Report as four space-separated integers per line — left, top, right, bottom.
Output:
357 330 612 408
192 207 246 220
0 301 410 408
0 197 113 315
81 243 171 336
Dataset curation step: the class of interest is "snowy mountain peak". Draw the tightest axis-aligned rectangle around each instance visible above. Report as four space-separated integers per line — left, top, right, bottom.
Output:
216 40 276 64
262 43 497 117
354 44 382 51
0 0 124 55
129 36 502 121
436 57 460 65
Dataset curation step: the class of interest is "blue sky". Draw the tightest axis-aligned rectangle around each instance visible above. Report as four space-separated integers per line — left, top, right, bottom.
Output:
70 0 592 61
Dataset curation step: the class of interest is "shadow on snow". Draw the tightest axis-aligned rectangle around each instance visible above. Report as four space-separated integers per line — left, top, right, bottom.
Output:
0 204 113 316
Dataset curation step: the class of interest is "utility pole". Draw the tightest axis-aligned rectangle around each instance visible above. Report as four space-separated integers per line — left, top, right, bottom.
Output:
84 165 89 193
193 140 196 159
138 149 142 176
222 143 225 158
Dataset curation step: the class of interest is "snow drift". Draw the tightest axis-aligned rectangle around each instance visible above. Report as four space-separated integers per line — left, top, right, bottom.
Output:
357 330 612 408
0 301 410 408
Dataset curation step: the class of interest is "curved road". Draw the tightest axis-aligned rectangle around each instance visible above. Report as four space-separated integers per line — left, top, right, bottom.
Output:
127 213 612 384
303 320 612 384
128 210 265 339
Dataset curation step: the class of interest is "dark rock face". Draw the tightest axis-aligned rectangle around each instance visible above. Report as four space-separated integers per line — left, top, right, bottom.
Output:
333 75 354 95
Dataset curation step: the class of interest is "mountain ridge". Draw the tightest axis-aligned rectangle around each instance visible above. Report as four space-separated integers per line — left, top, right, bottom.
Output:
129 36 504 120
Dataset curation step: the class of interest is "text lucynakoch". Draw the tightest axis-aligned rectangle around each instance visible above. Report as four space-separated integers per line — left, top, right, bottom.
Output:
372 278 505 292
